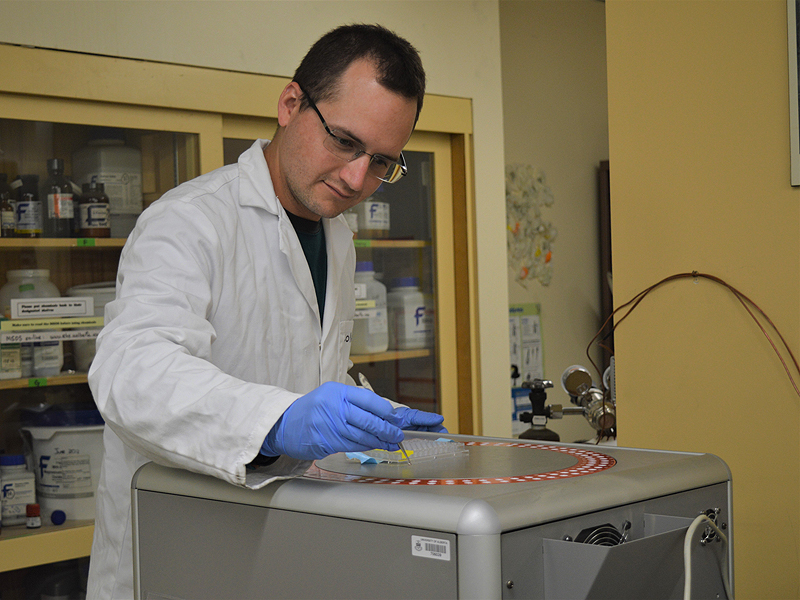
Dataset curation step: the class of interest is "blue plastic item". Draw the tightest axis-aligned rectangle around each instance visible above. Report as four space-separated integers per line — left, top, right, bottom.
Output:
355 261 374 272
20 403 104 427
0 454 25 467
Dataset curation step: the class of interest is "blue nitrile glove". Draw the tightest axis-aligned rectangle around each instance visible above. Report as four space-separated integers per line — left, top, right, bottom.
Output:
385 407 447 433
261 382 404 460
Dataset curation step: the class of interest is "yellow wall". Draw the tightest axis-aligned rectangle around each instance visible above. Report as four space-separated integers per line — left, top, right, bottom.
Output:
501 0 608 443
606 1 799 597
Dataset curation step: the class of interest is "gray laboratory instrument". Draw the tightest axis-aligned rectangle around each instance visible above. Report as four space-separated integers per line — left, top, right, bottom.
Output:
131 432 733 600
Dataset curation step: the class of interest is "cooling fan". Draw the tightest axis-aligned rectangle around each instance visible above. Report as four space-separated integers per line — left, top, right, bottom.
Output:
574 521 631 546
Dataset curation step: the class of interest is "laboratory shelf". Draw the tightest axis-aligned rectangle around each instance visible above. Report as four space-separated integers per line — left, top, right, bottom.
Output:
350 349 431 364
0 239 127 249
0 521 94 572
0 373 88 391
352 239 430 249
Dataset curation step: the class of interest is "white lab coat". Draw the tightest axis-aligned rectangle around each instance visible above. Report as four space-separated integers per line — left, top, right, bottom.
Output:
86 140 356 599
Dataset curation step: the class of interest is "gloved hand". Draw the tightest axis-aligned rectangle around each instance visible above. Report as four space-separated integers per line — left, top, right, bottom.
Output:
385 407 447 433
261 382 404 460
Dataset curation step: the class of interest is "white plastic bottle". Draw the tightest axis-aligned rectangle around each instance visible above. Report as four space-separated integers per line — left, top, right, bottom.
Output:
387 277 430 350
0 454 37 526
351 261 388 354
0 269 63 377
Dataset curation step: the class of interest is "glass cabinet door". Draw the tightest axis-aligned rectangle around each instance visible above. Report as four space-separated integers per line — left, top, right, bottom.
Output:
223 127 456 420
350 149 438 415
0 114 201 449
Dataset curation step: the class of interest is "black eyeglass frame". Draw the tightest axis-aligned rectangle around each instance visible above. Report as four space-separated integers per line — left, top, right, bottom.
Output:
297 85 408 184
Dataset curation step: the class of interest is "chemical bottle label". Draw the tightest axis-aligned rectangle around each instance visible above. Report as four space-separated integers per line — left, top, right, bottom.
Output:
393 305 431 345
89 171 143 214
1 209 14 230
79 203 111 229
37 453 94 498
15 201 42 233
2 478 36 521
354 307 388 334
359 201 390 231
0 342 22 379
354 283 367 299
47 193 75 219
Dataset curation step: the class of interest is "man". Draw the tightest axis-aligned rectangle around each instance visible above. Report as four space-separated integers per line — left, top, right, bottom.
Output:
87 24 444 598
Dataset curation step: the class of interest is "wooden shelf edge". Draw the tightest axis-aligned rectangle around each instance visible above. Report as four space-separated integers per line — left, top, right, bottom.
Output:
0 373 88 390
0 239 126 249
0 522 94 572
350 349 431 364
353 239 431 249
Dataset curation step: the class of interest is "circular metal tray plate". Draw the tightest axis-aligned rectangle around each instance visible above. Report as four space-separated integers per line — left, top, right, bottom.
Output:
307 440 615 486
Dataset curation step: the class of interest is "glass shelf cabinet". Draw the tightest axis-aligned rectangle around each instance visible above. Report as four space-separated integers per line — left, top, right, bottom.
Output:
0 43 476 588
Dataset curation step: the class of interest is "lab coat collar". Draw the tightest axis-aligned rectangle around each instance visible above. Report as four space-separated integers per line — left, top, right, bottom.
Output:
240 139 354 338
237 139 281 215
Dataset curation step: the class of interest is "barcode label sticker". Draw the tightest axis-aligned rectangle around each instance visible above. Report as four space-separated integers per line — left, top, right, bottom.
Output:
411 536 451 561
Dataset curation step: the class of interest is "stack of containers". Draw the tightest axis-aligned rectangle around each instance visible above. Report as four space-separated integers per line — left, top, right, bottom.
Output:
66 281 116 372
72 129 142 238
0 269 63 378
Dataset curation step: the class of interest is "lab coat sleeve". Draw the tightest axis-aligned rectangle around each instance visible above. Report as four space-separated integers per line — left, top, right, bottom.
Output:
88 197 308 489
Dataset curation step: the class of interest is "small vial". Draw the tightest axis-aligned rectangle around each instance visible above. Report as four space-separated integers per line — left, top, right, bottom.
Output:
26 503 41 529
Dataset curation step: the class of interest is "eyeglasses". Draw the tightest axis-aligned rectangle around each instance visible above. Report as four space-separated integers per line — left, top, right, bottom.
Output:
298 85 407 184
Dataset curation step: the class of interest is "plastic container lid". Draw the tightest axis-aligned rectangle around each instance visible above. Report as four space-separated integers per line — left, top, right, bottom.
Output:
6 268 51 280
391 277 420 289
20 403 105 427
51 510 67 525
355 261 374 272
0 454 25 466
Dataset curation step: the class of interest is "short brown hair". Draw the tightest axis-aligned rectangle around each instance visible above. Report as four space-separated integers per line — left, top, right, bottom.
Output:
292 24 426 123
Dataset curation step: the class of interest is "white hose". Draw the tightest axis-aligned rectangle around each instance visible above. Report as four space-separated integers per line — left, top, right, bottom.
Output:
683 513 733 600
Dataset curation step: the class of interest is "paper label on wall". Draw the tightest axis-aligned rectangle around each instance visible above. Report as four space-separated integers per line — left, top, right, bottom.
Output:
510 303 544 436
411 535 451 561
509 303 543 386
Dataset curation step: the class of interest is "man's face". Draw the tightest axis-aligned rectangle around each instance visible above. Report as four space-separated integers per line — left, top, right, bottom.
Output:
270 59 418 221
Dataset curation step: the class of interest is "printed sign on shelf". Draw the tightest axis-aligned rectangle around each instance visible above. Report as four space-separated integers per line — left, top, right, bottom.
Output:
10 296 94 320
